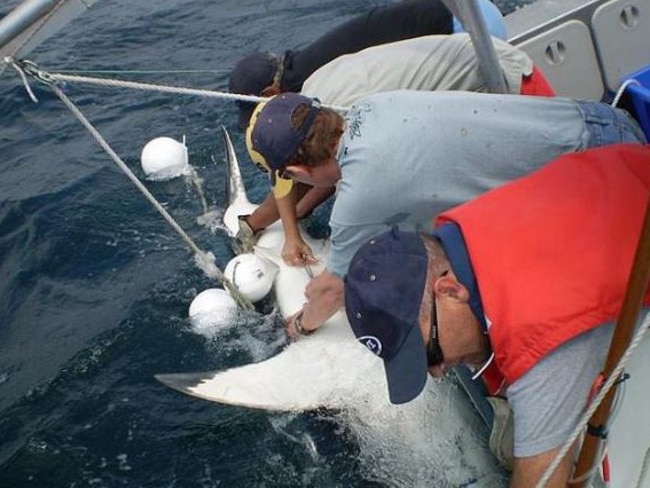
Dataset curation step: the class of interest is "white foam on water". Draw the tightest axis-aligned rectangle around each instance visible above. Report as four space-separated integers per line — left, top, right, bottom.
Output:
336 377 508 487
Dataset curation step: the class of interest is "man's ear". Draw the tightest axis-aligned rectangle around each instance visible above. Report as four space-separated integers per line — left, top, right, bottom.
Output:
283 164 311 181
433 273 470 303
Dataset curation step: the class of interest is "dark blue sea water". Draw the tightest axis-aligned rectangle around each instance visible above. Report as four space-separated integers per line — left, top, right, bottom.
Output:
0 1 530 486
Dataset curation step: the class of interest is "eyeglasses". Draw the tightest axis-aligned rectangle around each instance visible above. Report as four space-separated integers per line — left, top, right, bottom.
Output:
426 296 444 368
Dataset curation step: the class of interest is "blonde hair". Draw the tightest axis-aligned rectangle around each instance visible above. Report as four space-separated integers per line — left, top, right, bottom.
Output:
289 105 344 167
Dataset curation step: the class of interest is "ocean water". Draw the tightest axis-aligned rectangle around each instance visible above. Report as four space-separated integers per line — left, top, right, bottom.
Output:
0 1 530 486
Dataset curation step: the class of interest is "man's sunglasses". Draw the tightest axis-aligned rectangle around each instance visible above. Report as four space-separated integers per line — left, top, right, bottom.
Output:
427 296 444 368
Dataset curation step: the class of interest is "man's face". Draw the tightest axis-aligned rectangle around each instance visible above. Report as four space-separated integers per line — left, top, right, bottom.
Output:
418 291 450 379
417 277 492 378
284 159 341 188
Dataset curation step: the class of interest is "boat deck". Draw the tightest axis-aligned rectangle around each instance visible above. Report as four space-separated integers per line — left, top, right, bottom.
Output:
505 0 649 106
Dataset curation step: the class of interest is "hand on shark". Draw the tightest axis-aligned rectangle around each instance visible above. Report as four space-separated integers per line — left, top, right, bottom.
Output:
281 236 318 266
285 271 345 339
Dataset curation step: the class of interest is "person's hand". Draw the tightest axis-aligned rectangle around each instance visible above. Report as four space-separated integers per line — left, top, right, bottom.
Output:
281 237 318 266
305 272 343 300
284 272 344 340
285 309 313 340
304 272 344 322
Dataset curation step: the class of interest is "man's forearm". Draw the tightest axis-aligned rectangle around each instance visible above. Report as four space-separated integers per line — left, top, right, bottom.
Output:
296 186 335 219
300 271 345 331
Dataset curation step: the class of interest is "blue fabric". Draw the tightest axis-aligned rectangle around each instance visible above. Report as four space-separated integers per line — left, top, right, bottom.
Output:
249 93 320 172
327 90 589 276
453 0 508 41
575 100 648 147
344 228 435 404
326 91 645 278
453 366 493 429
433 222 488 332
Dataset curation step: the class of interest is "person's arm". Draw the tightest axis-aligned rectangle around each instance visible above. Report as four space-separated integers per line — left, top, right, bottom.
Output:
244 193 280 233
296 185 335 219
285 270 344 338
509 447 575 488
276 188 317 266
505 325 614 487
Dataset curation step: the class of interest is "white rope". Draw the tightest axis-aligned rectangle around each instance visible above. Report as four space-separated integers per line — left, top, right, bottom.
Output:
55 69 231 75
611 78 641 107
47 71 351 112
536 312 650 487
6 57 39 102
471 351 494 380
51 71 265 102
49 83 253 310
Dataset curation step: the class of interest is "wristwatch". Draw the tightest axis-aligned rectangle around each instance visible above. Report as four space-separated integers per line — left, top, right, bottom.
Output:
293 312 314 336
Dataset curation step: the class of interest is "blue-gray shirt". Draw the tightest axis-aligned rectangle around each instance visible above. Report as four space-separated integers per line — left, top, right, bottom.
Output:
327 90 592 276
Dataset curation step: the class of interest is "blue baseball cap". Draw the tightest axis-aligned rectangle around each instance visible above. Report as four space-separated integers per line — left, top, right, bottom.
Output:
229 52 278 131
344 228 429 404
245 93 321 198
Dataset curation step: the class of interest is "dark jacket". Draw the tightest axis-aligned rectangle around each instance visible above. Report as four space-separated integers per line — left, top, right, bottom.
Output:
281 0 453 92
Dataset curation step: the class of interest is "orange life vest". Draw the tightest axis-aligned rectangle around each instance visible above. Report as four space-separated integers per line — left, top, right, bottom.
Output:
437 144 650 392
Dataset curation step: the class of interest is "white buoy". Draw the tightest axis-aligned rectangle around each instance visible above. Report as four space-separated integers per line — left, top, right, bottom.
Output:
140 136 189 180
189 288 238 332
224 253 278 303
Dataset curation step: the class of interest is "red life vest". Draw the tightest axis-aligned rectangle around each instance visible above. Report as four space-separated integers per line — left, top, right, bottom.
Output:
436 144 650 392
520 66 556 97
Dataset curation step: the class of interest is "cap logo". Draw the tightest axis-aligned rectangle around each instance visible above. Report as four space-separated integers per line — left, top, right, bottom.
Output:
358 335 382 357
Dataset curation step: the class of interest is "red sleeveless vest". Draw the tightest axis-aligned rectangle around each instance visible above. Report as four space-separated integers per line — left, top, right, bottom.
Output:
437 144 650 391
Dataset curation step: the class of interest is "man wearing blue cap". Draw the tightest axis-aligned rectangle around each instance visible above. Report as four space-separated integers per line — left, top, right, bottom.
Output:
229 0 507 130
244 91 646 341
344 144 650 487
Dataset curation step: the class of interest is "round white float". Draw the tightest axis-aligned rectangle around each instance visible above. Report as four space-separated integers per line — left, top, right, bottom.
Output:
188 288 238 332
224 253 278 303
140 136 189 179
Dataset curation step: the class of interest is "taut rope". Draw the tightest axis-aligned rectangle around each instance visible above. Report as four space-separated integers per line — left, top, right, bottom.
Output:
8 59 254 310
